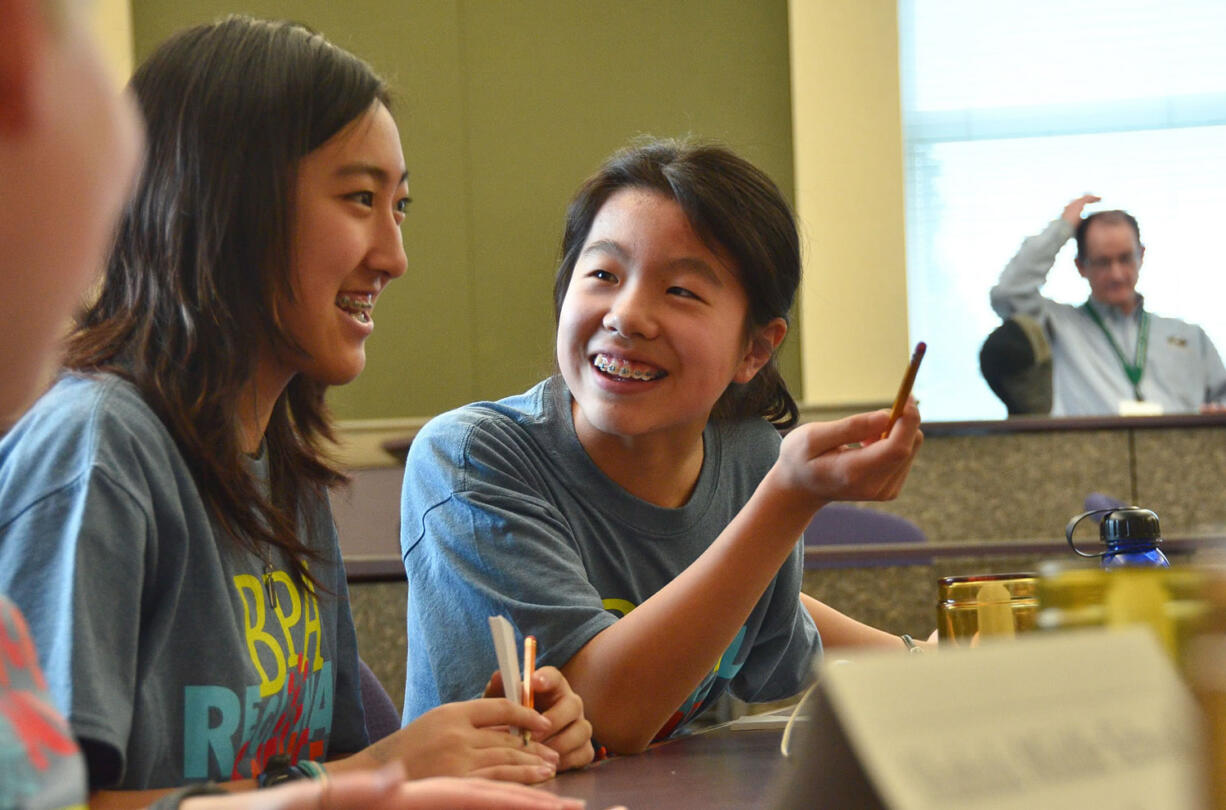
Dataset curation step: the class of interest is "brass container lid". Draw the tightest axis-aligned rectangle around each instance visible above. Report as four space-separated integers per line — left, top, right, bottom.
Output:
938 572 1039 606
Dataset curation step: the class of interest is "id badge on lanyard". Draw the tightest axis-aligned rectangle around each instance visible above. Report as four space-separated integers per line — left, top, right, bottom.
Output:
1082 302 1150 403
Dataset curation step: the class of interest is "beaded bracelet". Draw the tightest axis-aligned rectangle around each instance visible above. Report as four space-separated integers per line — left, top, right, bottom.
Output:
258 753 328 788
296 759 329 784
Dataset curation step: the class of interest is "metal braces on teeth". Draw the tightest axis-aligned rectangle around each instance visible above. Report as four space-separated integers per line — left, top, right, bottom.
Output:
594 355 661 381
336 294 373 311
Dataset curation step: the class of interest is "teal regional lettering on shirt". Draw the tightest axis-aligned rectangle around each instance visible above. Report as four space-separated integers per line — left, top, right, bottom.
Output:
182 568 335 780
182 662 334 780
603 596 748 740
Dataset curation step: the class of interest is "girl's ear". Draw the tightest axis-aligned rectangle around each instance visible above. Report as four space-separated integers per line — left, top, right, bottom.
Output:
733 317 787 383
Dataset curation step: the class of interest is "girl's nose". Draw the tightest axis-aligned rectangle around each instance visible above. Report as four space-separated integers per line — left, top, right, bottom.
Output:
602 286 658 340
369 214 408 279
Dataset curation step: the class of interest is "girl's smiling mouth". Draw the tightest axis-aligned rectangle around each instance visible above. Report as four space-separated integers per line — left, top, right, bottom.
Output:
592 352 667 381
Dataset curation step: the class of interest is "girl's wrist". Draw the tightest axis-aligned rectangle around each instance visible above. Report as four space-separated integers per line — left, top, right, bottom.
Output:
324 746 378 776
760 463 829 523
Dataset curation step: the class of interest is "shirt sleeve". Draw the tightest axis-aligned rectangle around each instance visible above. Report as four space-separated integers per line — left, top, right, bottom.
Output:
400 415 615 719
728 541 819 703
990 218 1073 320
0 461 151 789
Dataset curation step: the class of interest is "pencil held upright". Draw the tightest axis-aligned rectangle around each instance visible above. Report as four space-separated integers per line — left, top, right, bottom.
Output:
521 635 537 745
882 342 926 439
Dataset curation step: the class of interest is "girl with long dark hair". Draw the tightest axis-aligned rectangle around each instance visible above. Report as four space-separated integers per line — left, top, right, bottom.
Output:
0 15 591 806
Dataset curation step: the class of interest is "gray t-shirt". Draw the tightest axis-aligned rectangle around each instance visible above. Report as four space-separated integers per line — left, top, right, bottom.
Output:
0 373 367 789
401 376 818 739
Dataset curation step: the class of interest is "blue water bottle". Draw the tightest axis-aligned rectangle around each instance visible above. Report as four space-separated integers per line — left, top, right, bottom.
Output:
1065 506 1170 568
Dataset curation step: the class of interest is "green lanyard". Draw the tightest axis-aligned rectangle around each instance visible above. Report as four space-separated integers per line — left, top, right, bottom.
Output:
1081 302 1150 401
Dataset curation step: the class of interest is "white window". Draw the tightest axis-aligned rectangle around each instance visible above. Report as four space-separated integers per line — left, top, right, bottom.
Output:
900 0 1226 420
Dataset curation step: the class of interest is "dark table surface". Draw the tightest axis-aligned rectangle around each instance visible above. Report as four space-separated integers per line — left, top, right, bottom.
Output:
542 721 789 809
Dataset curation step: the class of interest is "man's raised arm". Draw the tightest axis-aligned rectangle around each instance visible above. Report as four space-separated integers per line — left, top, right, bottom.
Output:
990 194 1101 319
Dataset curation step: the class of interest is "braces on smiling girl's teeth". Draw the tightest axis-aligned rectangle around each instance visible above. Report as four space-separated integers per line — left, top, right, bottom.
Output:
593 353 665 381
336 293 373 323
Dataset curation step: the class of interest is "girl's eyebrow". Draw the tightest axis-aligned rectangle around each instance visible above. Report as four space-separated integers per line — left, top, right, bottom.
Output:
334 163 410 186
668 257 724 287
581 238 629 261
581 239 724 285
578 238 720 285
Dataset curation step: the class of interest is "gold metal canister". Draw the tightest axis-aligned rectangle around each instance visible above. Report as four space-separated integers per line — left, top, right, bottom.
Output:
1182 568 1226 808
1036 563 1208 667
936 572 1039 646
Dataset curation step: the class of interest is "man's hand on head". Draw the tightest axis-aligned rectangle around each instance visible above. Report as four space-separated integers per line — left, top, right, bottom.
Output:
1061 194 1102 228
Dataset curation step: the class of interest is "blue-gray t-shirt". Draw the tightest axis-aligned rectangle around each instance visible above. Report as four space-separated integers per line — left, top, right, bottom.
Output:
0 373 367 789
401 376 819 739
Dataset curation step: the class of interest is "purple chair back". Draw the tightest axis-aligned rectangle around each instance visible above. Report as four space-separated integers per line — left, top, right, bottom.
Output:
802 503 927 569
358 658 401 743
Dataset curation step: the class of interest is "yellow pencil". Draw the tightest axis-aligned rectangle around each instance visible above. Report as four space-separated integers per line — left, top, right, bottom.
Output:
882 342 925 439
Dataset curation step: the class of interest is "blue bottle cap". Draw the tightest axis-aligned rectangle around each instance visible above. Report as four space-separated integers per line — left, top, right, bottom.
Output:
1100 507 1162 549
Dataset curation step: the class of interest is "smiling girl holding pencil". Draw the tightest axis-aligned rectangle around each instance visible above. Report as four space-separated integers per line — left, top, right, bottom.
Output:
401 138 925 754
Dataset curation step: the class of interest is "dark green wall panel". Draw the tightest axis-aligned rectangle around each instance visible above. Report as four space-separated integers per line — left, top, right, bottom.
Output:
131 0 797 420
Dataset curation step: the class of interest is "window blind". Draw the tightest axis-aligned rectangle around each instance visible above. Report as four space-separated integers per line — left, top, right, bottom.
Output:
900 0 1226 419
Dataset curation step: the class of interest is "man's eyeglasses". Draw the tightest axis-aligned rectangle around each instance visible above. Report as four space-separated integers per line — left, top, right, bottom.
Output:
1083 252 1140 272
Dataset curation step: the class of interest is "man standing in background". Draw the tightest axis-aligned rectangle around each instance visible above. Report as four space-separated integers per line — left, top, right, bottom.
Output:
990 194 1226 416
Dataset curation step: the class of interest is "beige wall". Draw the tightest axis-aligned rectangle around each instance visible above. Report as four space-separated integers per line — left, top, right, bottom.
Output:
789 0 910 406
90 0 133 85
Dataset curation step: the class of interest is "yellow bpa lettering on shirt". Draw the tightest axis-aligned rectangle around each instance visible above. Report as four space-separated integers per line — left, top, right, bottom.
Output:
234 574 288 697
268 570 302 667
299 574 324 673
601 598 637 618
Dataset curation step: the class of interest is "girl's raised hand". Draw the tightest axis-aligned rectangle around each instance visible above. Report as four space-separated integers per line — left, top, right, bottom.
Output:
352 698 560 784
772 398 922 508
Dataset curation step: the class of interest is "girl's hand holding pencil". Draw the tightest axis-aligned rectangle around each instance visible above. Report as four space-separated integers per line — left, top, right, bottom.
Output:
767 341 924 511
765 342 924 511
488 616 594 772
361 698 559 784
486 665 595 773
769 396 923 510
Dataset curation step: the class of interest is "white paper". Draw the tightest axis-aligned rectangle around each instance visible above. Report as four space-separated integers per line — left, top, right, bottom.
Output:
488 615 522 705
819 628 1203 810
